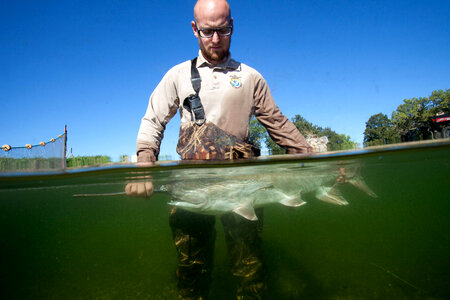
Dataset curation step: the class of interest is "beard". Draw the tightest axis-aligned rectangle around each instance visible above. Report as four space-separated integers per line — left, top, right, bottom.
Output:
204 49 229 64
199 39 231 65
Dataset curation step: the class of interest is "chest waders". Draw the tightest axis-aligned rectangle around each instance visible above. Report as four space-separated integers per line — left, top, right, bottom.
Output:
170 58 267 299
177 58 260 161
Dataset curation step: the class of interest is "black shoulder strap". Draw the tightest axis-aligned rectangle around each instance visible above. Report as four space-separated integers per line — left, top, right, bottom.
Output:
191 57 201 94
183 57 205 125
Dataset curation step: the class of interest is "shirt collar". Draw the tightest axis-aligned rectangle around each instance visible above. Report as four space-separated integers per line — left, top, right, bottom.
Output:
197 50 240 70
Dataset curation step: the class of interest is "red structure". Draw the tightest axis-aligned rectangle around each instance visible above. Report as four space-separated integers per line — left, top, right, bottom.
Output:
431 112 450 139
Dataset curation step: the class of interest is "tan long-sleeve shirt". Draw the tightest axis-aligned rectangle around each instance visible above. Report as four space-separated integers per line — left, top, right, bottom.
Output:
136 51 312 162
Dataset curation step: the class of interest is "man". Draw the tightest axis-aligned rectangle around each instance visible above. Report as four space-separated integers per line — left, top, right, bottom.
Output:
126 0 312 298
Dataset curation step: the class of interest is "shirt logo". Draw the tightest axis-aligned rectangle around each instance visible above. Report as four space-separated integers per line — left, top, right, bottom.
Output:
230 75 242 88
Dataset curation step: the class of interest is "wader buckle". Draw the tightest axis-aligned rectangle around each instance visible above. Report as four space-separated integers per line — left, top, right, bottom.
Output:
183 93 206 125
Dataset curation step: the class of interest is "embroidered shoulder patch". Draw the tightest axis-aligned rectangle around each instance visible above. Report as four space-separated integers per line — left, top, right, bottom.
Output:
230 75 242 88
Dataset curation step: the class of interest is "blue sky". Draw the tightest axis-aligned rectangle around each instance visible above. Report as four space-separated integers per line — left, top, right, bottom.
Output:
1 0 449 161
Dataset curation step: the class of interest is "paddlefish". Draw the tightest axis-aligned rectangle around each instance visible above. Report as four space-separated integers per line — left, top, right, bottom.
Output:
74 161 377 221
165 162 377 221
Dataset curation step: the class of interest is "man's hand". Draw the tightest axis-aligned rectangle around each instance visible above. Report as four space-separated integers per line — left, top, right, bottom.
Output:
125 161 155 198
125 181 154 198
336 167 349 183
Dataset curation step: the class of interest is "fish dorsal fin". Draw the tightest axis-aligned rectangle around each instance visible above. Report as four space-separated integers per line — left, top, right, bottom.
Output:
233 202 258 221
280 194 307 207
316 185 348 206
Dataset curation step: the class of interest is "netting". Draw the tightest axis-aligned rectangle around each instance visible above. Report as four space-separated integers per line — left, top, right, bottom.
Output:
1 130 67 173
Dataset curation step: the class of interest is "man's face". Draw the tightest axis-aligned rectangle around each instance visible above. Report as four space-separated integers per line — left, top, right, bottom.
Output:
192 13 233 65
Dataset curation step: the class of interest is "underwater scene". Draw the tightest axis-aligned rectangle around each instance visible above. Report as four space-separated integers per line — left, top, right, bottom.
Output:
0 140 449 299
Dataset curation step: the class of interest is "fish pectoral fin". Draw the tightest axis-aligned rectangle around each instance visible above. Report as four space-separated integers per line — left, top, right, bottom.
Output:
233 203 258 221
348 178 378 198
280 193 307 207
316 186 349 206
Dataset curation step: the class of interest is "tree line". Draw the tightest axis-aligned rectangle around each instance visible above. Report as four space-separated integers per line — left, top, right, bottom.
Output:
66 155 112 167
363 89 449 146
249 114 358 155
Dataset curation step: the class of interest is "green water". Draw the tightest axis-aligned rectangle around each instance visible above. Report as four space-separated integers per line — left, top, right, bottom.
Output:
1 141 449 299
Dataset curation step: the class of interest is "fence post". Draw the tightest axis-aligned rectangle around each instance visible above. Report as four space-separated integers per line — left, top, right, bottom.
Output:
63 125 67 171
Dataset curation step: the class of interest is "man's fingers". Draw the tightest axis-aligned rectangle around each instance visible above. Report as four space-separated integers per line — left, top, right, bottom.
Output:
125 182 154 198
125 183 133 195
136 181 153 198
144 182 154 198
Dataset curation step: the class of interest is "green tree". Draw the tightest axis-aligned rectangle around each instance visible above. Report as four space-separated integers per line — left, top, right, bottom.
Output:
291 114 322 136
248 117 286 155
291 115 358 150
375 89 449 142
249 114 358 154
265 136 285 155
391 97 429 138
66 155 111 167
429 89 450 114
247 117 266 149
321 127 358 151
364 113 399 146
263 114 318 155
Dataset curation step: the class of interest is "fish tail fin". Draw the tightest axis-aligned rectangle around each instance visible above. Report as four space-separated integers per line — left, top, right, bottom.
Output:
345 165 377 198
348 177 378 198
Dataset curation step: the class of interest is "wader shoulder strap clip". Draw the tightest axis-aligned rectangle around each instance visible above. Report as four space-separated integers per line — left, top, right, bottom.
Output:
183 57 206 125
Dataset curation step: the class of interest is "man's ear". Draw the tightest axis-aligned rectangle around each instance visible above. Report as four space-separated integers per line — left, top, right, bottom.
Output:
230 18 234 35
191 21 199 38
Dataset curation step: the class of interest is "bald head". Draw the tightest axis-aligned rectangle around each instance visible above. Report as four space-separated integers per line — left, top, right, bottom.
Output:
191 0 233 65
194 0 231 24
